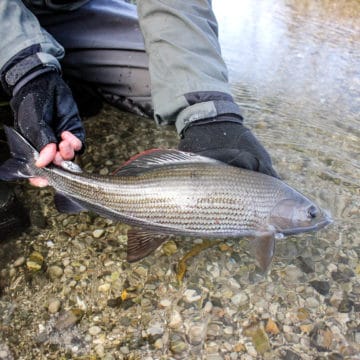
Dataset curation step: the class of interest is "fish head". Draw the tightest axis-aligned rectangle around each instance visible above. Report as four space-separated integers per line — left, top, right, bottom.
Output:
269 196 332 235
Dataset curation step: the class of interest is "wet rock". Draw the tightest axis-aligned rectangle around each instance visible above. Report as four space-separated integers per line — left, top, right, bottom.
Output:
147 323 164 338
95 344 105 357
48 298 61 314
13 256 25 267
120 346 129 355
170 334 188 354
207 323 222 339
331 268 355 283
26 251 44 272
89 326 102 336
159 298 171 308
98 283 111 292
107 297 121 308
47 265 63 280
338 298 353 313
295 256 315 273
309 280 330 296
297 308 310 321
265 318 280 335
0 342 13 360
231 293 248 307
305 297 320 308
93 229 105 238
55 309 84 331
168 310 182 328
244 324 270 355
299 324 313 334
281 349 302 360
161 240 178 256
187 324 206 345
233 343 246 353
327 353 344 360
183 289 201 303
310 322 333 352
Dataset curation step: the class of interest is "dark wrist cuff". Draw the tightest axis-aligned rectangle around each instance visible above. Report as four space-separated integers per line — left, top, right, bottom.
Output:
181 113 244 137
1 51 61 95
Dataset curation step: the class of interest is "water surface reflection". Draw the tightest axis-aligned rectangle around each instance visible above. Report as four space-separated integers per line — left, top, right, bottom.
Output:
214 0 360 221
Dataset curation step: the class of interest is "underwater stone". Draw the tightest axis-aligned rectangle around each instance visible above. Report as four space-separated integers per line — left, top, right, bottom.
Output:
309 280 330 295
338 298 353 313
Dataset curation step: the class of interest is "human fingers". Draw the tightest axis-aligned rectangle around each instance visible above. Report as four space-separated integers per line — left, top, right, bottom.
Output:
35 143 57 167
29 177 49 187
61 131 83 151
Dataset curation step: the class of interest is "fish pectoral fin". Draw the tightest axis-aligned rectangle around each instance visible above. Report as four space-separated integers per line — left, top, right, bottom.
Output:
126 228 169 262
54 192 85 213
252 231 276 271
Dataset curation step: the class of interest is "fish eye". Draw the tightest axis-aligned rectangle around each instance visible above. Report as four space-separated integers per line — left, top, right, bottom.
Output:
307 205 318 219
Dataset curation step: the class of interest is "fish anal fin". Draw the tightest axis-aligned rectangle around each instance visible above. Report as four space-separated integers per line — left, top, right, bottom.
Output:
126 228 169 262
252 231 276 271
54 192 85 214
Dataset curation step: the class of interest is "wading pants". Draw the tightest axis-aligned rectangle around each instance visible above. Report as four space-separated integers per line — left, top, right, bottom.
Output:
1 0 241 133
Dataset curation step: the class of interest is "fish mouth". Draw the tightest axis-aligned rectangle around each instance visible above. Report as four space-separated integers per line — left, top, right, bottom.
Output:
278 215 333 236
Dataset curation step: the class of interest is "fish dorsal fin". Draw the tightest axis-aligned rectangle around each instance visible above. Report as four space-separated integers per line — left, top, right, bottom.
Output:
113 149 221 176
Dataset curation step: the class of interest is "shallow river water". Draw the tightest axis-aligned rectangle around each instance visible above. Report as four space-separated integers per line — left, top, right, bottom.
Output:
0 0 359 359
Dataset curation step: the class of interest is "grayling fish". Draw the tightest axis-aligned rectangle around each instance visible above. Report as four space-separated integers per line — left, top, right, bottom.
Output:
0 126 331 269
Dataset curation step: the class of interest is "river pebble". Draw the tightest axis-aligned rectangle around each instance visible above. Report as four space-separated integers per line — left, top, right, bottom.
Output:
47 265 63 280
231 293 248 307
93 229 105 238
48 298 61 314
13 256 25 267
89 326 102 336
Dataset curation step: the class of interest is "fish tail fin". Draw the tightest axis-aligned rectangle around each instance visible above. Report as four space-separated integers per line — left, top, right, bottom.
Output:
0 126 38 180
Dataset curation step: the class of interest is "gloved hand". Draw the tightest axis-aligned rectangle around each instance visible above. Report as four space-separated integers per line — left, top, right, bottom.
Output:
178 117 278 178
10 70 85 154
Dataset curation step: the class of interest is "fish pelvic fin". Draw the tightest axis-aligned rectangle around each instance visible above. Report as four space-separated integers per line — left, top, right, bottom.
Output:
252 230 276 271
126 228 170 262
54 192 86 214
0 126 38 180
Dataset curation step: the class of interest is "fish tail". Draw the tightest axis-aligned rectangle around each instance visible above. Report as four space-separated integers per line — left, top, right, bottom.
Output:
0 126 38 180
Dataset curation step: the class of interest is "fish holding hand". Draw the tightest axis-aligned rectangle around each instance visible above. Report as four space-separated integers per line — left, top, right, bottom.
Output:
0 126 332 270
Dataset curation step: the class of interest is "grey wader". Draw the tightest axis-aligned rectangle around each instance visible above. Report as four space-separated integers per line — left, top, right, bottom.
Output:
35 0 152 118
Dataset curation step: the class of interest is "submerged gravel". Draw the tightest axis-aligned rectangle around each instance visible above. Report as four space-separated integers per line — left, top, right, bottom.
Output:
0 105 359 359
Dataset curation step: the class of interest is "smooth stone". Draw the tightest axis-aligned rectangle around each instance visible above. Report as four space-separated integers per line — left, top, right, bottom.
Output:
48 298 61 314
159 299 171 308
305 297 320 308
98 283 111 292
147 324 164 337
13 256 25 267
188 324 206 345
310 322 333 351
93 229 105 238
231 293 248 307
168 310 182 328
331 268 355 283
309 280 330 296
183 289 201 303
47 265 64 280
89 326 102 336
95 344 105 358
281 349 302 360
338 299 353 313
170 340 187 354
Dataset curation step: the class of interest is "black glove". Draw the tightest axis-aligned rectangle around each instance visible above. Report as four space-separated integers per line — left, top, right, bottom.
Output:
9 71 85 152
179 117 278 177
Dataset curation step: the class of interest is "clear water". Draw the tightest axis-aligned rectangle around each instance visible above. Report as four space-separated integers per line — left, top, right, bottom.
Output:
1 0 359 358
214 0 360 231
